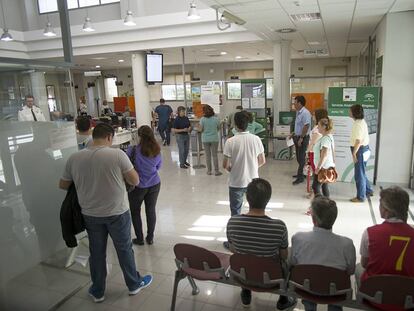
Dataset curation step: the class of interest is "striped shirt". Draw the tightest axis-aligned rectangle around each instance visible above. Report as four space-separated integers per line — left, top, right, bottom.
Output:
226 215 288 257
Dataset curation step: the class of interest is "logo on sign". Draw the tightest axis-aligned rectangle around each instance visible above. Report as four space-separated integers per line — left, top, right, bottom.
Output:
364 94 375 102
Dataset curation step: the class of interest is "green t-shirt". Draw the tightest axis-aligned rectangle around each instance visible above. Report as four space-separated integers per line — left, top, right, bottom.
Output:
200 116 220 143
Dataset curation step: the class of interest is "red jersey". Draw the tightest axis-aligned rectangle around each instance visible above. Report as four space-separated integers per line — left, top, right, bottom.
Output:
362 221 414 311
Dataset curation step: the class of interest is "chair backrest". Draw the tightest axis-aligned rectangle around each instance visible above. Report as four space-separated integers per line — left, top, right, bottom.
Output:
173 243 222 271
358 275 414 309
229 253 284 286
289 265 351 296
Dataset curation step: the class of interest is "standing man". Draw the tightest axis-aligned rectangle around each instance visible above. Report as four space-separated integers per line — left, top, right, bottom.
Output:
222 111 265 248
291 95 311 185
59 123 152 303
154 98 173 146
18 95 47 122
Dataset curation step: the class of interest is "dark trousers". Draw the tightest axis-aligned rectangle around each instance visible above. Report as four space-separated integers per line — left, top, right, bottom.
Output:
351 145 373 200
83 212 141 298
294 135 310 179
312 174 330 197
303 300 342 311
241 288 290 305
128 183 161 242
158 125 171 145
176 134 190 165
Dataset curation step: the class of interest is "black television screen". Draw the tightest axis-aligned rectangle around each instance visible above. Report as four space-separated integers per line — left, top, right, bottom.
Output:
146 53 163 83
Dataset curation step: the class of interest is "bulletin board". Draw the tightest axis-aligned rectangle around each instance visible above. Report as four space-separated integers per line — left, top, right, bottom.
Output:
241 79 267 111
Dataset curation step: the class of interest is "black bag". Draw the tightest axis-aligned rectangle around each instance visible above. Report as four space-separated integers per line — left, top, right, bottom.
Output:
126 146 137 192
60 183 85 248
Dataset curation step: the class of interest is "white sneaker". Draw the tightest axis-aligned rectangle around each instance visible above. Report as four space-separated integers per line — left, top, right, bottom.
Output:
88 293 105 303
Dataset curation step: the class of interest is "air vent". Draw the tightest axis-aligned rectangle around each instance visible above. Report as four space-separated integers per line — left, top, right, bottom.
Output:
275 28 296 33
207 54 223 57
290 13 321 22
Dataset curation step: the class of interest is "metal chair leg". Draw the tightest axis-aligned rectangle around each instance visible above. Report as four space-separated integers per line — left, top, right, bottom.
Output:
170 270 182 311
187 276 200 295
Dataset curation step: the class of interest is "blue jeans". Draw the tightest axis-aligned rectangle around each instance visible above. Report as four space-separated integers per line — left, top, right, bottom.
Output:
302 300 342 311
351 145 373 200
83 211 142 298
176 134 190 165
229 187 247 216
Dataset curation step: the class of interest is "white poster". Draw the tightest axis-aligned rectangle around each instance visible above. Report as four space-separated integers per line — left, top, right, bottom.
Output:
251 97 266 109
343 88 357 102
242 98 250 109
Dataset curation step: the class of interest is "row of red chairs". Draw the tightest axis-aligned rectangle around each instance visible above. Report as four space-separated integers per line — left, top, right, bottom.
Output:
170 243 414 311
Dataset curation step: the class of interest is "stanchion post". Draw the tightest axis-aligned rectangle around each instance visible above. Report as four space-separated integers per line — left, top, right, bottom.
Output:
192 130 206 169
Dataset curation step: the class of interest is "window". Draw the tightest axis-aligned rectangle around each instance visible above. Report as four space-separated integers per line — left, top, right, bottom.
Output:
38 0 120 13
227 82 241 100
104 78 118 102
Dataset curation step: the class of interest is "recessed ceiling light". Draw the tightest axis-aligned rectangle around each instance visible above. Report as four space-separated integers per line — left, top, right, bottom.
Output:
290 13 321 22
235 56 242 59
308 41 321 45
95 65 101 68
200 48 217 52
118 59 125 63
91 57 107 60
275 28 296 33
220 51 227 55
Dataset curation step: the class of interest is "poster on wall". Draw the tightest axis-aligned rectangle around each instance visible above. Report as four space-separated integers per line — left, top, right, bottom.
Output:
201 85 220 113
328 87 381 183
240 79 266 111
191 84 203 118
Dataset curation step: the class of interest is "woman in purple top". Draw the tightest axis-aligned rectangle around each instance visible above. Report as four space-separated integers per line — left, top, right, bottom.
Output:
127 125 162 245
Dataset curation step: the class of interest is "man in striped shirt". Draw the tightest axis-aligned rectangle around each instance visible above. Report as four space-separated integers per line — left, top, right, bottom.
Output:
226 178 297 310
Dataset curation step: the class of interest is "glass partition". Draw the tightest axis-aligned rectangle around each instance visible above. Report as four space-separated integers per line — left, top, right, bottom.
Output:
0 60 82 309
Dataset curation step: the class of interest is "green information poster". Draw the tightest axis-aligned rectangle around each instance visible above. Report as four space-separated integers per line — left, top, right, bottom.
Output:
328 87 381 183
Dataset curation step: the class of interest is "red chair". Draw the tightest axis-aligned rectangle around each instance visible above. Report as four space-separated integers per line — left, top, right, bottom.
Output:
288 265 352 305
228 253 286 292
171 243 230 311
357 275 414 310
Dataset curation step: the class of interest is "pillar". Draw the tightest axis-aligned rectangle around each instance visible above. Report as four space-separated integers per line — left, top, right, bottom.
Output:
30 72 50 121
273 41 291 129
131 53 152 126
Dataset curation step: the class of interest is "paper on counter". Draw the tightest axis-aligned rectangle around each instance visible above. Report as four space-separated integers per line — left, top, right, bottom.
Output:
286 137 294 147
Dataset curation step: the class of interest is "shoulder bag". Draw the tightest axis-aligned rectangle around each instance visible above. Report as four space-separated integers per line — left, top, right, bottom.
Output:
317 136 338 184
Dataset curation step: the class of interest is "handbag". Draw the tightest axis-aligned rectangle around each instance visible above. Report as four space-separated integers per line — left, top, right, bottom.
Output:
126 146 137 192
317 136 338 184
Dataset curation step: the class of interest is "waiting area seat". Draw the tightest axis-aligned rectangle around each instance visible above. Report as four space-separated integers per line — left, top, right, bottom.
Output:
357 275 414 310
170 243 414 311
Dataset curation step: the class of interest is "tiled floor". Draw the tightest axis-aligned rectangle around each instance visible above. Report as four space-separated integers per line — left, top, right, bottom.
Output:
5 139 414 311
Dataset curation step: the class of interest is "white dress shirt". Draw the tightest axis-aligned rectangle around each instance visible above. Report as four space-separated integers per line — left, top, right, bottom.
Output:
18 105 46 122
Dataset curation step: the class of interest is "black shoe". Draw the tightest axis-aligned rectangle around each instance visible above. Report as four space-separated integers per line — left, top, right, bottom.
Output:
367 192 374 197
180 164 188 169
240 289 251 307
184 162 191 167
292 174 305 178
145 237 153 245
292 179 304 185
132 238 144 245
223 241 230 250
276 296 297 310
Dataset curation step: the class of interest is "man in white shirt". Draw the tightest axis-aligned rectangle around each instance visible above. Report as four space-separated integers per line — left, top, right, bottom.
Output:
222 111 265 248
18 95 46 122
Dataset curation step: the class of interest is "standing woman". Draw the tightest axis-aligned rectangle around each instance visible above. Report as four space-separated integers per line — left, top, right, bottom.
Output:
199 105 222 176
349 104 373 202
127 125 162 245
172 106 192 169
313 118 335 198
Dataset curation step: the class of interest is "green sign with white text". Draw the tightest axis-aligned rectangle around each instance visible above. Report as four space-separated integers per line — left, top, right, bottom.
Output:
328 87 380 116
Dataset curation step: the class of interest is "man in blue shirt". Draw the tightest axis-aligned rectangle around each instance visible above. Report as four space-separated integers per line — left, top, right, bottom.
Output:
290 95 311 185
154 98 173 146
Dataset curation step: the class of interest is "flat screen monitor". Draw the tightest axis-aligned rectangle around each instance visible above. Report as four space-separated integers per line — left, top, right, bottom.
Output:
146 53 163 83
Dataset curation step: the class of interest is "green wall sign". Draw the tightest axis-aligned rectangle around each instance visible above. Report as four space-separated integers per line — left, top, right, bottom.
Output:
328 87 380 116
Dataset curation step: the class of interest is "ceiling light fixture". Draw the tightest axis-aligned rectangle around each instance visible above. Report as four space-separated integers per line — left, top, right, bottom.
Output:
187 2 200 20
95 65 101 68
118 59 125 63
0 0 13 41
220 51 227 55
235 56 242 59
123 0 135 26
290 13 321 22
83 9 95 32
43 15 56 37
275 28 296 33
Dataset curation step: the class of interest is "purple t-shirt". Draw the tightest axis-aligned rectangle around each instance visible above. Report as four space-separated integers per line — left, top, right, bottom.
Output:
127 144 162 188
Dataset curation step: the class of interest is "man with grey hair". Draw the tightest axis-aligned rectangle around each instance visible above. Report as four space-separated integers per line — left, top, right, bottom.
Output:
357 186 414 287
290 195 356 311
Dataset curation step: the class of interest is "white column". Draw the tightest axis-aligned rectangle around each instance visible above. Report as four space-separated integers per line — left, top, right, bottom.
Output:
30 72 50 121
273 41 291 129
131 53 152 126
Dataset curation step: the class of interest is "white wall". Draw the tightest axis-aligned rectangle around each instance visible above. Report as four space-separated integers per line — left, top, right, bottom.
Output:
376 11 414 185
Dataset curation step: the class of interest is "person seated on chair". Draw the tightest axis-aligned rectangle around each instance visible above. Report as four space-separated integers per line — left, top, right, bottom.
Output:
356 186 414 310
290 195 356 311
226 178 297 310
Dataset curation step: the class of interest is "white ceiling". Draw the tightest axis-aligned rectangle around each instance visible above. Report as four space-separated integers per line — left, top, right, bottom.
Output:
199 0 414 58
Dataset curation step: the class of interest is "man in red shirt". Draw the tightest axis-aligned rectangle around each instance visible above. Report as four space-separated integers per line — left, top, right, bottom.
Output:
357 186 414 309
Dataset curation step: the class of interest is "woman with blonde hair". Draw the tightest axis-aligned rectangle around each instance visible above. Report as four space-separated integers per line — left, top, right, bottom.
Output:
312 117 335 198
